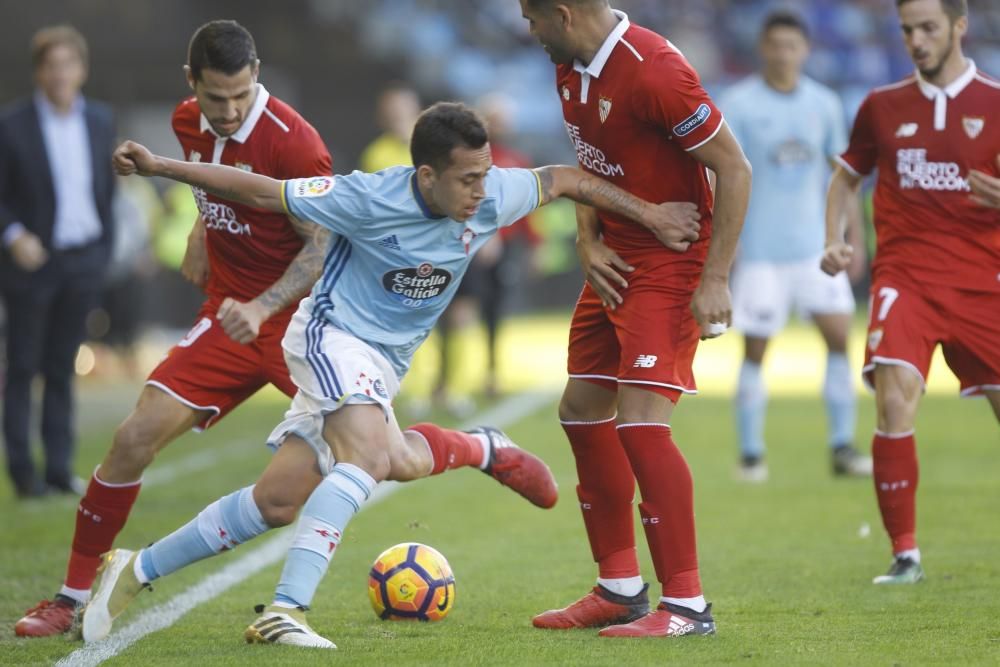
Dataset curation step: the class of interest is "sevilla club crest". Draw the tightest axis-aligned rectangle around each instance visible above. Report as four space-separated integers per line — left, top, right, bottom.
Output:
962 116 985 139
598 96 612 124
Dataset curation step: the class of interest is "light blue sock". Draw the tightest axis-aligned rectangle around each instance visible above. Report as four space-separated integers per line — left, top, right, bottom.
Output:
736 360 767 460
273 463 376 609
824 352 856 447
139 485 268 582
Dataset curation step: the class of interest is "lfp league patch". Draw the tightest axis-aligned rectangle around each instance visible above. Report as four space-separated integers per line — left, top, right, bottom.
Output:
296 176 335 198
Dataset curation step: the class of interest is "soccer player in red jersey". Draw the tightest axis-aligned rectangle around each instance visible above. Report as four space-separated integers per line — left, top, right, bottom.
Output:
520 0 752 637
15 20 335 637
822 0 1000 585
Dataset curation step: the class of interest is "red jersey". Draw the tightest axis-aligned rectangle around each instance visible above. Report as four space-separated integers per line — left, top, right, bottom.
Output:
838 62 1000 293
556 11 720 257
172 85 333 304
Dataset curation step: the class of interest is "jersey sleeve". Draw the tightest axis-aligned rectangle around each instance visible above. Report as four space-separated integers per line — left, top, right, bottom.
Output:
490 167 542 229
837 94 877 177
281 123 334 178
633 49 724 152
282 170 374 237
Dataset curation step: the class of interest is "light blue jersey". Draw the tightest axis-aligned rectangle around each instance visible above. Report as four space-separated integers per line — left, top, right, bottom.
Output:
720 75 847 262
281 165 541 378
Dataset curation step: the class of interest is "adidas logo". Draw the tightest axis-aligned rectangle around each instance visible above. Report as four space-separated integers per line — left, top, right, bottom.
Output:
667 615 695 636
377 234 401 250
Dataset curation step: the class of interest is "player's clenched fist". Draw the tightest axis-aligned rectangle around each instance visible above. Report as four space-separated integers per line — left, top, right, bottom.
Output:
112 140 159 177
645 201 701 252
820 241 854 276
216 298 268 344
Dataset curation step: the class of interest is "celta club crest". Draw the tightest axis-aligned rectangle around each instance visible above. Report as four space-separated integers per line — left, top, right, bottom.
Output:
962 116 985 139
598 97 613 124
460 228 477 255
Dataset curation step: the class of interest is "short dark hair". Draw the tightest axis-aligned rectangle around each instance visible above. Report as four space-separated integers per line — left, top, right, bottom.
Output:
524 0 607 11
761 10 810 40
410 102 489 172
896 0 968 22
187 20 257 81
31 25 88 69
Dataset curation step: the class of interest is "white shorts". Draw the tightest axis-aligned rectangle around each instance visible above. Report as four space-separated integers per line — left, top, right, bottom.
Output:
266 303 401 474
732 255 855 338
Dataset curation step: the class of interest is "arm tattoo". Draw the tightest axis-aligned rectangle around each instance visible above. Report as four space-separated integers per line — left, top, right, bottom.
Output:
537 167 556 206
574 174 646 223
535 166 647 223
254 216 331 316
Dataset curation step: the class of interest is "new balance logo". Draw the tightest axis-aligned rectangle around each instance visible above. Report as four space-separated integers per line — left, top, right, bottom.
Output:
895 123 918 138
378 234 401 250
633 354 658 368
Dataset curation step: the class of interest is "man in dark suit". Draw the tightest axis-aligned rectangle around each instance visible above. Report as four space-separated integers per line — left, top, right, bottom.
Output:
0 25 115 498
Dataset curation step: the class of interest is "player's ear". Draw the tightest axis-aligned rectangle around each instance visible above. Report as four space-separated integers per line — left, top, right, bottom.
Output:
183 65 196 91
416 164 436 184
954 15 968 39
251 59 261 82
555 3 573 29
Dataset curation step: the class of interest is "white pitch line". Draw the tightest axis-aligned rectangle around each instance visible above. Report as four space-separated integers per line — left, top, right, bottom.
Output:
56 390 557 666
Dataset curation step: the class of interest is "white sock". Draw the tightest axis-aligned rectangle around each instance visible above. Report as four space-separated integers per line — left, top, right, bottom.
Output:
271 600 298 610
662 595 707 613
134 550 150 585
473 433 490 469
597 576 644 597
59 585 90 605
895 548 921 563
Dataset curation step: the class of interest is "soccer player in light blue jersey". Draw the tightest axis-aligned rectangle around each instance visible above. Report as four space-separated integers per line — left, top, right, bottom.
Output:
718 11 871 482
84 102 701 648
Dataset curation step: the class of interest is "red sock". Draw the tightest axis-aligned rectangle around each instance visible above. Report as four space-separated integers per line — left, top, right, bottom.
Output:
64 472 142 591
562 418 639 579
617 424 701 598
872 432 919 553
405 423 484 475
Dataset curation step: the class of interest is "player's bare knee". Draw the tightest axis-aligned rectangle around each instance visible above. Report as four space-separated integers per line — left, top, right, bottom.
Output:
257 497 299 527
330 439 392 481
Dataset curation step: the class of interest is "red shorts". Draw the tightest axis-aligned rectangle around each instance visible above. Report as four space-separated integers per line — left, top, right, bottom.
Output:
567 256 702 402
146 300 297 429
863 273 1000 396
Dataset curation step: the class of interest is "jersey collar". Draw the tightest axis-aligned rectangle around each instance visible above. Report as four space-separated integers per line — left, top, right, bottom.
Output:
572 9 630 79
199 83 270 144
915 58 976 100
410 171 447 220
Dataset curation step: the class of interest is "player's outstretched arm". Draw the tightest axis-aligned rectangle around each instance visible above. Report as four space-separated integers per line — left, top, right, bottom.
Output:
113 140 284 212
217 217 332 344
533 165 701 250
821 164 863 277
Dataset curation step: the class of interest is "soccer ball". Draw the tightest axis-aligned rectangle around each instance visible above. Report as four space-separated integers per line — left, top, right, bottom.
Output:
368 542 456 621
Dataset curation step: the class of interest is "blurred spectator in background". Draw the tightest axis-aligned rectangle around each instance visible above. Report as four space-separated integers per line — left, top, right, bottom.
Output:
719 11 870 483
359 84 421 172
0 25 115 499
89 176 162 379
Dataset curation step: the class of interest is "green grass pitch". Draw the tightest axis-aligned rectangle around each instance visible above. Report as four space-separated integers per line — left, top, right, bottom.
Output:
0 380 997 665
